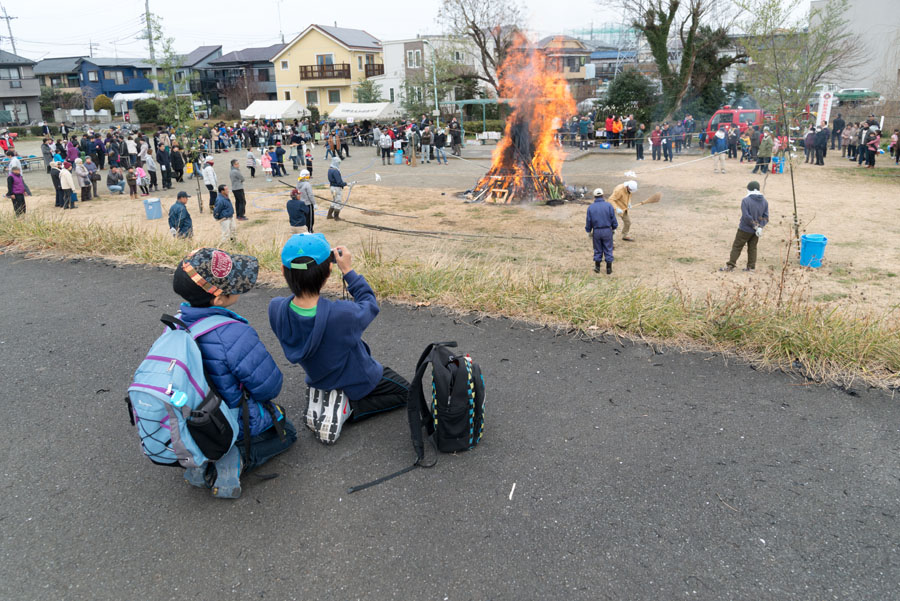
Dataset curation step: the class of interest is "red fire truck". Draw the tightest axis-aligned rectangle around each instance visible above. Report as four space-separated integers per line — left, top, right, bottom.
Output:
703 106 771 141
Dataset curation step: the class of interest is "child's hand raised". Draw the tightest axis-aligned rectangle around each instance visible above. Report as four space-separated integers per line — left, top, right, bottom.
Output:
333 246 352 274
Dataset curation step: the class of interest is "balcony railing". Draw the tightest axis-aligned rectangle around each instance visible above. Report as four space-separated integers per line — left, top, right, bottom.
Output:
364 63 384 78
299 63 351 80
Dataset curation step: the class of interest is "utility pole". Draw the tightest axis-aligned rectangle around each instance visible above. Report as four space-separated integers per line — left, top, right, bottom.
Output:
423 39 440 128
276 0 285 44
0 4 18 56
144 0 159 92
88 40 99 58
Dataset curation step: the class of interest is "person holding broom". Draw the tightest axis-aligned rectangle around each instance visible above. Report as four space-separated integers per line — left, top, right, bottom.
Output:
607 180 638 241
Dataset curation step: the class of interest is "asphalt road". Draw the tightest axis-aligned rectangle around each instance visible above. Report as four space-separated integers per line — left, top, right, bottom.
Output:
1 253 898 601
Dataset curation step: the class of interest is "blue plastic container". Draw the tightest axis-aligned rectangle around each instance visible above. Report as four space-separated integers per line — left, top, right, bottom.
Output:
393 149 403 165
143 197 162 220
800 234 827 268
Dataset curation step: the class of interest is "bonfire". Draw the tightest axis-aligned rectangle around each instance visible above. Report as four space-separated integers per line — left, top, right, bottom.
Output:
472 34 576 204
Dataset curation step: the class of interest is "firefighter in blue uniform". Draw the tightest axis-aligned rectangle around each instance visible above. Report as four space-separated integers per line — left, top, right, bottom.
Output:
585 187 618 274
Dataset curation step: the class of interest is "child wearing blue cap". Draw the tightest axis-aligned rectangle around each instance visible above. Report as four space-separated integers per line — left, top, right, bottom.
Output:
268 233 409 444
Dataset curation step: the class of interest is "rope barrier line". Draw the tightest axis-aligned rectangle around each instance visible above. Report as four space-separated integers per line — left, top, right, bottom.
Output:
630 152 716 175
340 218 533 241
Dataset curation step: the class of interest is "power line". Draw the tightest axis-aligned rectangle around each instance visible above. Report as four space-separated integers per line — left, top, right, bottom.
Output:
15 30 145 47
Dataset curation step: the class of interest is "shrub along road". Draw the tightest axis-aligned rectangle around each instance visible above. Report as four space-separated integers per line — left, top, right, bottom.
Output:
1 253 898 600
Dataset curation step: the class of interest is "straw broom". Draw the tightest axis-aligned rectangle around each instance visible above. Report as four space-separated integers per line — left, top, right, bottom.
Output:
630 192 662 209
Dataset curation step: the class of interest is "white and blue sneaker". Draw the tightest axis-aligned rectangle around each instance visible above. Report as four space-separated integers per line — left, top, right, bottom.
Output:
183 463 214 488
211 445 243 499
317 390 351 445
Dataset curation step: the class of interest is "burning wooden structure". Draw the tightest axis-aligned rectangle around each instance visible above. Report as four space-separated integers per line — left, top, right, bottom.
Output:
471 35 576 204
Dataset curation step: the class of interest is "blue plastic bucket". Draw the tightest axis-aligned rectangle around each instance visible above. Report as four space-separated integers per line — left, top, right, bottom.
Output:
800 234 827 268
393 149 403 165
143 197 162 220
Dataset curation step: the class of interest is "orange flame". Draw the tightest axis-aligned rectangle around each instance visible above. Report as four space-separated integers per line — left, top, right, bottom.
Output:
475 32 576 202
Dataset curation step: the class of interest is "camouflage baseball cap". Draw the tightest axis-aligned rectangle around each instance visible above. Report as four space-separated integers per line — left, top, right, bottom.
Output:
175 248 259 300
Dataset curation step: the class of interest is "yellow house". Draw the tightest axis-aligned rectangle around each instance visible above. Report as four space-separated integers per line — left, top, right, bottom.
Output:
272 24 384 115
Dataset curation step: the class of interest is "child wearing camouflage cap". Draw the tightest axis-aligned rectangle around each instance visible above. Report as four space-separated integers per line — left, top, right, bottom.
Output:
172 247 297 498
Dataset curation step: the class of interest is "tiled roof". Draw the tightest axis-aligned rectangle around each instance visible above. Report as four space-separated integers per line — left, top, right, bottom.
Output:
209 44 286 65
0 49 35 65
316 25 380 50
182 45 221 67
34 56 84 74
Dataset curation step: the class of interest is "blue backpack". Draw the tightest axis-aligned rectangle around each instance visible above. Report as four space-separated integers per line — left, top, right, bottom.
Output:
126 314 242 468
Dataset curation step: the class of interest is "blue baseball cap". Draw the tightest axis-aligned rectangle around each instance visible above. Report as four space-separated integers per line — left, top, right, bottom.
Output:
281 233 332 269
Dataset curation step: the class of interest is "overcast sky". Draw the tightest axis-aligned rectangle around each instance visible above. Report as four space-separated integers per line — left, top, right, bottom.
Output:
7 0 811 61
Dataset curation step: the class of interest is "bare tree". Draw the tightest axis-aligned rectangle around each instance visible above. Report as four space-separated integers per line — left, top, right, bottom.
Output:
735 0 865 254
873 26 900 100
221 70 266 111
736 0 865 125
601 0 742 120
439 0 524 96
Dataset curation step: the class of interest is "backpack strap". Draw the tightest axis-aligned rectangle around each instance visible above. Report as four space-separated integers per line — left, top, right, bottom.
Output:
408 341 456 463
187 315 241 339
160 313 240 338
349 342 457 494
240 389 252 466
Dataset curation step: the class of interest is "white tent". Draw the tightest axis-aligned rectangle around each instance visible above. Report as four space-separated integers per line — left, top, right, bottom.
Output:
239 100 308 120
328 102 400 121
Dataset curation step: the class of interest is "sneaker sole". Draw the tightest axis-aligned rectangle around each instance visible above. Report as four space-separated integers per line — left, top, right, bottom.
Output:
211 483 241 499
211 448 242 499
183 465 212 488
305 388 325 433
317 390 349 445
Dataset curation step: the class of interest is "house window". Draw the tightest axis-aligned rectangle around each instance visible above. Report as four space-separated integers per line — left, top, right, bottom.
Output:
415 50 422 68
365 54 374 65
306 90 319 105
50 76 62 87
284 90 291 100
407 50 422 68
257 68 269 82
454 51 463 63
389 87 394 102
104 70 125 85
328 89 341 104
174 71 183 83
281 60 289 70
0 67 19 79
316 54 334 66
358 56 363 70
9 80 21 88
4 102 26 122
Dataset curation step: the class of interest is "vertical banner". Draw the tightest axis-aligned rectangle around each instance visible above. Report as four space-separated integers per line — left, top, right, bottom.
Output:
817 91 834 127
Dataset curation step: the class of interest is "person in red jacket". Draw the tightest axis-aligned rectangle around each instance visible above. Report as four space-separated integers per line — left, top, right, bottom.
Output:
605 115 614 145
650 126 663 161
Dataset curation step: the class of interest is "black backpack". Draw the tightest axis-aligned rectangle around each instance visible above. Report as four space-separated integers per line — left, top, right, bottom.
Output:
348 341 485 493
407 341 486 459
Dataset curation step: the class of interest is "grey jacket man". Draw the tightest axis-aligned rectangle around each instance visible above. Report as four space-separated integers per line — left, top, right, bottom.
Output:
230 166 244 191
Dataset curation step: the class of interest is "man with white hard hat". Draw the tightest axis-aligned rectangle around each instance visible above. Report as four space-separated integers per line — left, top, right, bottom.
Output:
585 187 618 274
607 180 638 241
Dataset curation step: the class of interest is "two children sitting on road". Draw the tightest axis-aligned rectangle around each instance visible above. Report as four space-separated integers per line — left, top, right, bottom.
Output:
167 234 407 499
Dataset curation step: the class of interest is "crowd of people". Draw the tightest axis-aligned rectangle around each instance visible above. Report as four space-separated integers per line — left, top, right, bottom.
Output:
5 106 896 237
